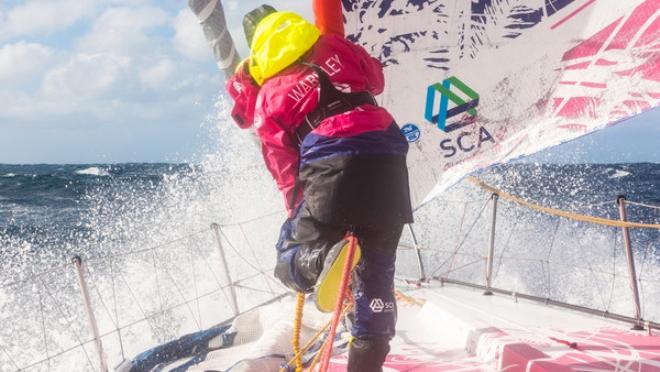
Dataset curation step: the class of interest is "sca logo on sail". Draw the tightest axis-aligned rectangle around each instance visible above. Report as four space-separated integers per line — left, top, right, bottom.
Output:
401 76 494 158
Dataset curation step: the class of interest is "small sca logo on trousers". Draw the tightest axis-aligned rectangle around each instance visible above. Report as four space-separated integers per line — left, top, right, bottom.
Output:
369 298 394 313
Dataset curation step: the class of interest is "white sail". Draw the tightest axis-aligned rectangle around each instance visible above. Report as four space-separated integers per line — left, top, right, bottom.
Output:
343 0 659 207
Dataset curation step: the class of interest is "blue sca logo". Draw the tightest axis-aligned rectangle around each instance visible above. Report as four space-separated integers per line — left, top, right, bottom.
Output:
401 124 421 142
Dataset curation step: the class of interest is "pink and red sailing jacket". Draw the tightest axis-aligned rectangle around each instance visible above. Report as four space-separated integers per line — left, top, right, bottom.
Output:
227 14 412 226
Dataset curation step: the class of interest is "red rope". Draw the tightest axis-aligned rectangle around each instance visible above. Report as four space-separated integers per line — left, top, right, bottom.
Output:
318 233 358 372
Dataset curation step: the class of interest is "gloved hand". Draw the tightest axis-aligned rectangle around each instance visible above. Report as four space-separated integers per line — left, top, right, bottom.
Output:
225 58 260 129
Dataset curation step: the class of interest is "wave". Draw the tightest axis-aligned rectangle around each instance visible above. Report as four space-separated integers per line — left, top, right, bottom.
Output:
75 166 110 177
609 169 631 179
0 173 16 177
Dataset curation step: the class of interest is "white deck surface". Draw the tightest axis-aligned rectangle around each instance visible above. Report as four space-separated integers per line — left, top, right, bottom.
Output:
144 282 660 371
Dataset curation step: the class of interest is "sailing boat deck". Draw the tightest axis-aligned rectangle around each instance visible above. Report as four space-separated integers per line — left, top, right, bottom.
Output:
325 283 660 371
146 281 660 371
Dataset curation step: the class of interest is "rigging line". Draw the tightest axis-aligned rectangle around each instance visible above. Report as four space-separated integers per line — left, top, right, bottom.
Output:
14 337 103 372
218 209 286 227
0 260 70 291
438 258 484 278
1 345 21 372
38 276 97 372
606 228 617 313
108 255 125 359
233 267 280 286
636 242 652 317
84 220 210 250
576 236 609 311
413 249 482 259
218 228 288 290
544 219 561 298
493 210 518 281
447 202 470 276
626 200 660 211
239 224 276 296
189 236 233 307
38 283 51 371
186 235 203 330
430 198 490 277
492 256 620 278
468 177 660 229
87 227 213 262
150 248 166 318
115 267 160 337
151 251 202 331
436 198 485 204
96 286 232 339
84 262 123 336
232 283 282 295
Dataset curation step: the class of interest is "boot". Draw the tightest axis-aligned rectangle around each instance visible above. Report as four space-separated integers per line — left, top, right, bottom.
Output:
347 337 390 372
273 247 315 293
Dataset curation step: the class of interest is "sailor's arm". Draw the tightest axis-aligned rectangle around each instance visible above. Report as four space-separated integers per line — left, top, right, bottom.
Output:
255 104 302 216
225 60 259 128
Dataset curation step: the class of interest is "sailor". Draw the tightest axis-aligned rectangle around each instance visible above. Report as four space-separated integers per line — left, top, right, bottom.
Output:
225 3 413 370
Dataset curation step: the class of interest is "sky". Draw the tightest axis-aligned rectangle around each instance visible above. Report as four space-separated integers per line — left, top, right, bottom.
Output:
522 107 660 164
0 0 312 164
0 1 657 164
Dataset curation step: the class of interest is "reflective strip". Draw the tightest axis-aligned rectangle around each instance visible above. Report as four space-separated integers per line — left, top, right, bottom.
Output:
207 27 228 47
216 45 236 70
197 0 218 23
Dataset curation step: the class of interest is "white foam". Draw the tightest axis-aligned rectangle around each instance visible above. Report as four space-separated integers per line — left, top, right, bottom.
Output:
0 173 15 177
609 169 631 179
75 166 110 176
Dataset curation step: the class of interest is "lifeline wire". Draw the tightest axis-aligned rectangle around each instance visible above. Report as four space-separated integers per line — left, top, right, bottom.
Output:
468 177 660 229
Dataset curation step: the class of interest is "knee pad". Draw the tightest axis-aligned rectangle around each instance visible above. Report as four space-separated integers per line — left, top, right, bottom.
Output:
273 247 314 293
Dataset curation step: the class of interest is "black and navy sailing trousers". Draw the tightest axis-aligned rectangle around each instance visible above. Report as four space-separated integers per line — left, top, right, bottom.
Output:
274 202 402 340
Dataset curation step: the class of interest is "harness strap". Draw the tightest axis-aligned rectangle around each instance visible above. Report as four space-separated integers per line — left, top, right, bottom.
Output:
294 63 377 146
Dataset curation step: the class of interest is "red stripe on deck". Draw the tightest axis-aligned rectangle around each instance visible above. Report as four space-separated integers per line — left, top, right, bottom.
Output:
580 82 607 88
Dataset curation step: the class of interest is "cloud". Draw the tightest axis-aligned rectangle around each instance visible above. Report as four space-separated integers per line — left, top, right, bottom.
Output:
172 8 211 61
0 42 55 85
139 59 175 89
42 53 132 99
0 0 95 41
76 6 169 55
0 1 226 163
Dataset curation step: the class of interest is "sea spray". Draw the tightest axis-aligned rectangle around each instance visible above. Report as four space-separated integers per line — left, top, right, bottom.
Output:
1 99 659 369
0 97 286 370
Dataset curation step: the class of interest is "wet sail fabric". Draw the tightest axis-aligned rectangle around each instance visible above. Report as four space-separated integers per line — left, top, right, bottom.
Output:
342 0 659 207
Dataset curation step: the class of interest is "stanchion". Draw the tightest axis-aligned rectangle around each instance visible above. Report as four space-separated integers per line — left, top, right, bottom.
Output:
211 223 240 317
616 196 644 330
72 255 108 372
407 224 427 282
484 193 498 295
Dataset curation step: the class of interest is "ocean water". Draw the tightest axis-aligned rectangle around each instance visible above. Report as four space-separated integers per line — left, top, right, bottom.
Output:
0 155 659 370
1 162 657 260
